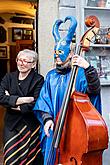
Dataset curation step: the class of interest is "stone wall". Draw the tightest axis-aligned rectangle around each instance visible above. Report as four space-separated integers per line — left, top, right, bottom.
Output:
38 0 58 76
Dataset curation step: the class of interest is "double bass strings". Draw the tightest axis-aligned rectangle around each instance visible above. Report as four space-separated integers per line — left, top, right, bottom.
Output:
46 143 56 165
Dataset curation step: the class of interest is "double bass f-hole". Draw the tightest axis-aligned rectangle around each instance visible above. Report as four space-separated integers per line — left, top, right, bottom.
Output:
46 15 100 165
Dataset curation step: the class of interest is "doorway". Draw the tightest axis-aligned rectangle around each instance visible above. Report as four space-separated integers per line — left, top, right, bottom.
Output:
0 0 38 158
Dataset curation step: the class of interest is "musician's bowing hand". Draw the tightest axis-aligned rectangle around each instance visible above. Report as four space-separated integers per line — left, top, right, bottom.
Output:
44 120 54 137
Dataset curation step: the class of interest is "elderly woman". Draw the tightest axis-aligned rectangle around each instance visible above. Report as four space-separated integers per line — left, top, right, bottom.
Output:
0 49 44 165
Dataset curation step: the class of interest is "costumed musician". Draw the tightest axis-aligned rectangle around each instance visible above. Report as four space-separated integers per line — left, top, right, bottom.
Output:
33 16 101 165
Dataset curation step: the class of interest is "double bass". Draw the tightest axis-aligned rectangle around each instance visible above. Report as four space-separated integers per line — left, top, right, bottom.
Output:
46 16 108 165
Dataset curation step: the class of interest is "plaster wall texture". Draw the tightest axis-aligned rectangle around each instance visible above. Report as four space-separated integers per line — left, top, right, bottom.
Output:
38 0 58 77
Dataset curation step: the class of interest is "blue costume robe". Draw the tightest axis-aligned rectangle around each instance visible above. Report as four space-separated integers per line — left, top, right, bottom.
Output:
33 67 101 164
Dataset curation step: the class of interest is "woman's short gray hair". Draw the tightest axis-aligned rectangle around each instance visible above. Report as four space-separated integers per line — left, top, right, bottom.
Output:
17 49 38 62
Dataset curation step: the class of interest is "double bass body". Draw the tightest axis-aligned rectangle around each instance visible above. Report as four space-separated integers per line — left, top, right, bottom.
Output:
56 91 108 165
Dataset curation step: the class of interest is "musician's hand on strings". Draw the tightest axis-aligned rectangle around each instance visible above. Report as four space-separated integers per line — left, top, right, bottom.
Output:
71 54 90 69
44 120 54 137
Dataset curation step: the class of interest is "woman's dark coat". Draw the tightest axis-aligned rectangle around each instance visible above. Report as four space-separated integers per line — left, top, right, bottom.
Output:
0 69 44 131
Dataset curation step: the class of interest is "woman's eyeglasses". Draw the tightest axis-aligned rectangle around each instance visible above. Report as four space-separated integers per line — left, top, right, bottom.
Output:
16 58 34 65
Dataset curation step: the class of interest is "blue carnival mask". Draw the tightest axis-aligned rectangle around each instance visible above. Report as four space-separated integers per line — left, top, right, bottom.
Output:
52 16 77 62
